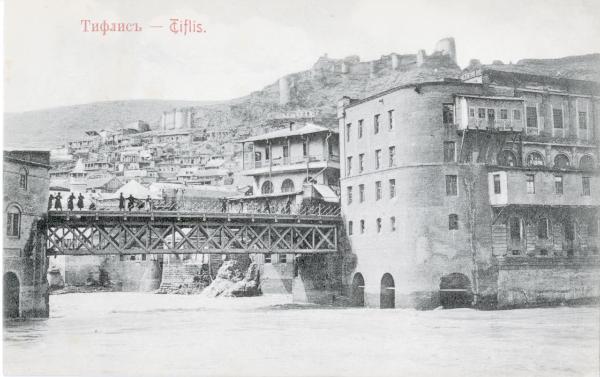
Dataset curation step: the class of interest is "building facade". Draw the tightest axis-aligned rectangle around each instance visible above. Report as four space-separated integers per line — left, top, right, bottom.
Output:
3 150 51 318
338 70 600 309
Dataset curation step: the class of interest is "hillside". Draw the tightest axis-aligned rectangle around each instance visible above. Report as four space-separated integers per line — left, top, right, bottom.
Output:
3 100 214 149
4 42 600 150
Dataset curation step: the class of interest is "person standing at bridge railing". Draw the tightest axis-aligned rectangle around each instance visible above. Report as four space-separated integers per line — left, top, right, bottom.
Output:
54 193 62 211
127 194 135 212
67 193 75 211
145 195 152 212
48 194 54 211
119 193 125 211
77 193 85 211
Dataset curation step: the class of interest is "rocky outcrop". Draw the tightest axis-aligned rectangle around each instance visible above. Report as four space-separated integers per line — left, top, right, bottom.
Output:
201 260 261 297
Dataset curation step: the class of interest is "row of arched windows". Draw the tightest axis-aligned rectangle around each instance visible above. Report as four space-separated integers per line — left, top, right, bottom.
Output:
260 177 317 194
497 150 595 170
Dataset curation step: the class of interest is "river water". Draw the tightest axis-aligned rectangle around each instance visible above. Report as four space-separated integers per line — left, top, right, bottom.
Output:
3 293 599 377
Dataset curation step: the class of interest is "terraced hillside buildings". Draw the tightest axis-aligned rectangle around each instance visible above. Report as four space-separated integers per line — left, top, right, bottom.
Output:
339 67 600 309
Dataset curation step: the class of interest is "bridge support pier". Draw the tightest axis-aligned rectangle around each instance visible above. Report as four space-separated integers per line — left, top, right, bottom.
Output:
292 253 343 305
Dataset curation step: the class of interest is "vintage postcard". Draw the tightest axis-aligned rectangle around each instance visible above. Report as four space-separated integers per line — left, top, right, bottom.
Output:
3 0 600 376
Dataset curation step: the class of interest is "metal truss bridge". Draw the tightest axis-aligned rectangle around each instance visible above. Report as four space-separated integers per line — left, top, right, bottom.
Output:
46 210 342 256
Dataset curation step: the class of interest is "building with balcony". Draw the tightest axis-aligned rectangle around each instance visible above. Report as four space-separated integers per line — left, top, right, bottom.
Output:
338 68 600 309
240 123 340 201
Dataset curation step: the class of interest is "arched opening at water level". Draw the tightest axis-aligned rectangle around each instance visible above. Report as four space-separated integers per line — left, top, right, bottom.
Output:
439 273 472 308
351 273 365 307
4 272 20 319
380 273 395 309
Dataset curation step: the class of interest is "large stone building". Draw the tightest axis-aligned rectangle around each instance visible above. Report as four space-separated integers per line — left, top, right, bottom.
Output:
3 150 51 318
338 68 600 309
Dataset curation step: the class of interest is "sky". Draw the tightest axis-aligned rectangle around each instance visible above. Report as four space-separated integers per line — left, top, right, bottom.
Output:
4 0 600 113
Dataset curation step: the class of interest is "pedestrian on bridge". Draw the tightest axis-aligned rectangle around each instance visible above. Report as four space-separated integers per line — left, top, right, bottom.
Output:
238 198 245 213
264 197 271 214
77 193 85 210
127 194 135 211
67 193 75 211
284 196 292 214
221 198 228 213
54 193 62 211
119 193 125 211
145 195 152 212
48 194 54 211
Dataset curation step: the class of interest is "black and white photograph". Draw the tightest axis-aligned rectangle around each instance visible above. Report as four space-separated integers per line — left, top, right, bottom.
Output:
2 0 600 376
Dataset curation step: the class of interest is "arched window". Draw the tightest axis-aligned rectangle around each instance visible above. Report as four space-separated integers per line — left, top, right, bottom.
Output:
497 150 517 167
580 155 595 171
303 176 317 184
261 180 273 194
554 154 570 169
18 168 28 190
281 179 295 193
526 152 545 167
6 206 21 238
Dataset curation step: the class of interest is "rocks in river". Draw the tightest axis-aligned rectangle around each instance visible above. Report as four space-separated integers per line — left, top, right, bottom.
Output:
201 260 261 298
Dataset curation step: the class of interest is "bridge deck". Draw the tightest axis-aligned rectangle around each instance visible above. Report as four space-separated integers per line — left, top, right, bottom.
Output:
46 211 342 256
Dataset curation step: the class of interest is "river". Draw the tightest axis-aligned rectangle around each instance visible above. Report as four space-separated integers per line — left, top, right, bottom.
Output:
3 293 599 377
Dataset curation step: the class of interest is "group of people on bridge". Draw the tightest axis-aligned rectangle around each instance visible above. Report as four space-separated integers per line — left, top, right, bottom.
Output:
48 193 153 212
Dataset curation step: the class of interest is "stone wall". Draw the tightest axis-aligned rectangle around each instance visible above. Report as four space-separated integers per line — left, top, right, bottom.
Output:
497 257 600 308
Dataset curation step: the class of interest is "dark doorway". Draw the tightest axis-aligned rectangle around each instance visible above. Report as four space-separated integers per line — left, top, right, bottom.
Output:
440 273 472 308
4 272 20 319
380 273 395 309
351 273 365 307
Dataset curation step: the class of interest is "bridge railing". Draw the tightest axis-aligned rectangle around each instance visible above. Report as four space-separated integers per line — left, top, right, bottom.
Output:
48 198 341 217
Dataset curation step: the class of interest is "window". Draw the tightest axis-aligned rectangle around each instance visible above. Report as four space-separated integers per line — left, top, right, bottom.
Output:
347 186 353 205
478 108 486 119
443 104 454 124
358 119 364 138
582 177 591 196
6 206 21 238
527 152 545 167
388 110 394 130
443 141 456 163
579 111 587 129
348 221 353 235
449 214 459 230
358 154 364 173
389 179 396 198
487 109 495 126
564 220 575 241
374 114 380 134
346 123 352 142
469 108 475 117
390 216 396 231
346 156 352 176
376 218 382 233
279 254 287 263
359 184 365 202
283 145 289 159
302 140 308 157
510 217 521 241
265 254 272 264
493 174 501 194
554 175 563 195
445 175 458 196
388 146 396 167
261 180 273 194
553 108 563 129
500 109 508 120
580 155 595 170
265 146 270 160
526 106 538 129
497 150 517 167
554 154 570 169
375 149 381 169
526 174 535 194
513 109 521 120
360 219 365 234
375 181 382 200
281 179 295 193
538 218 549 239
19 168 28 190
